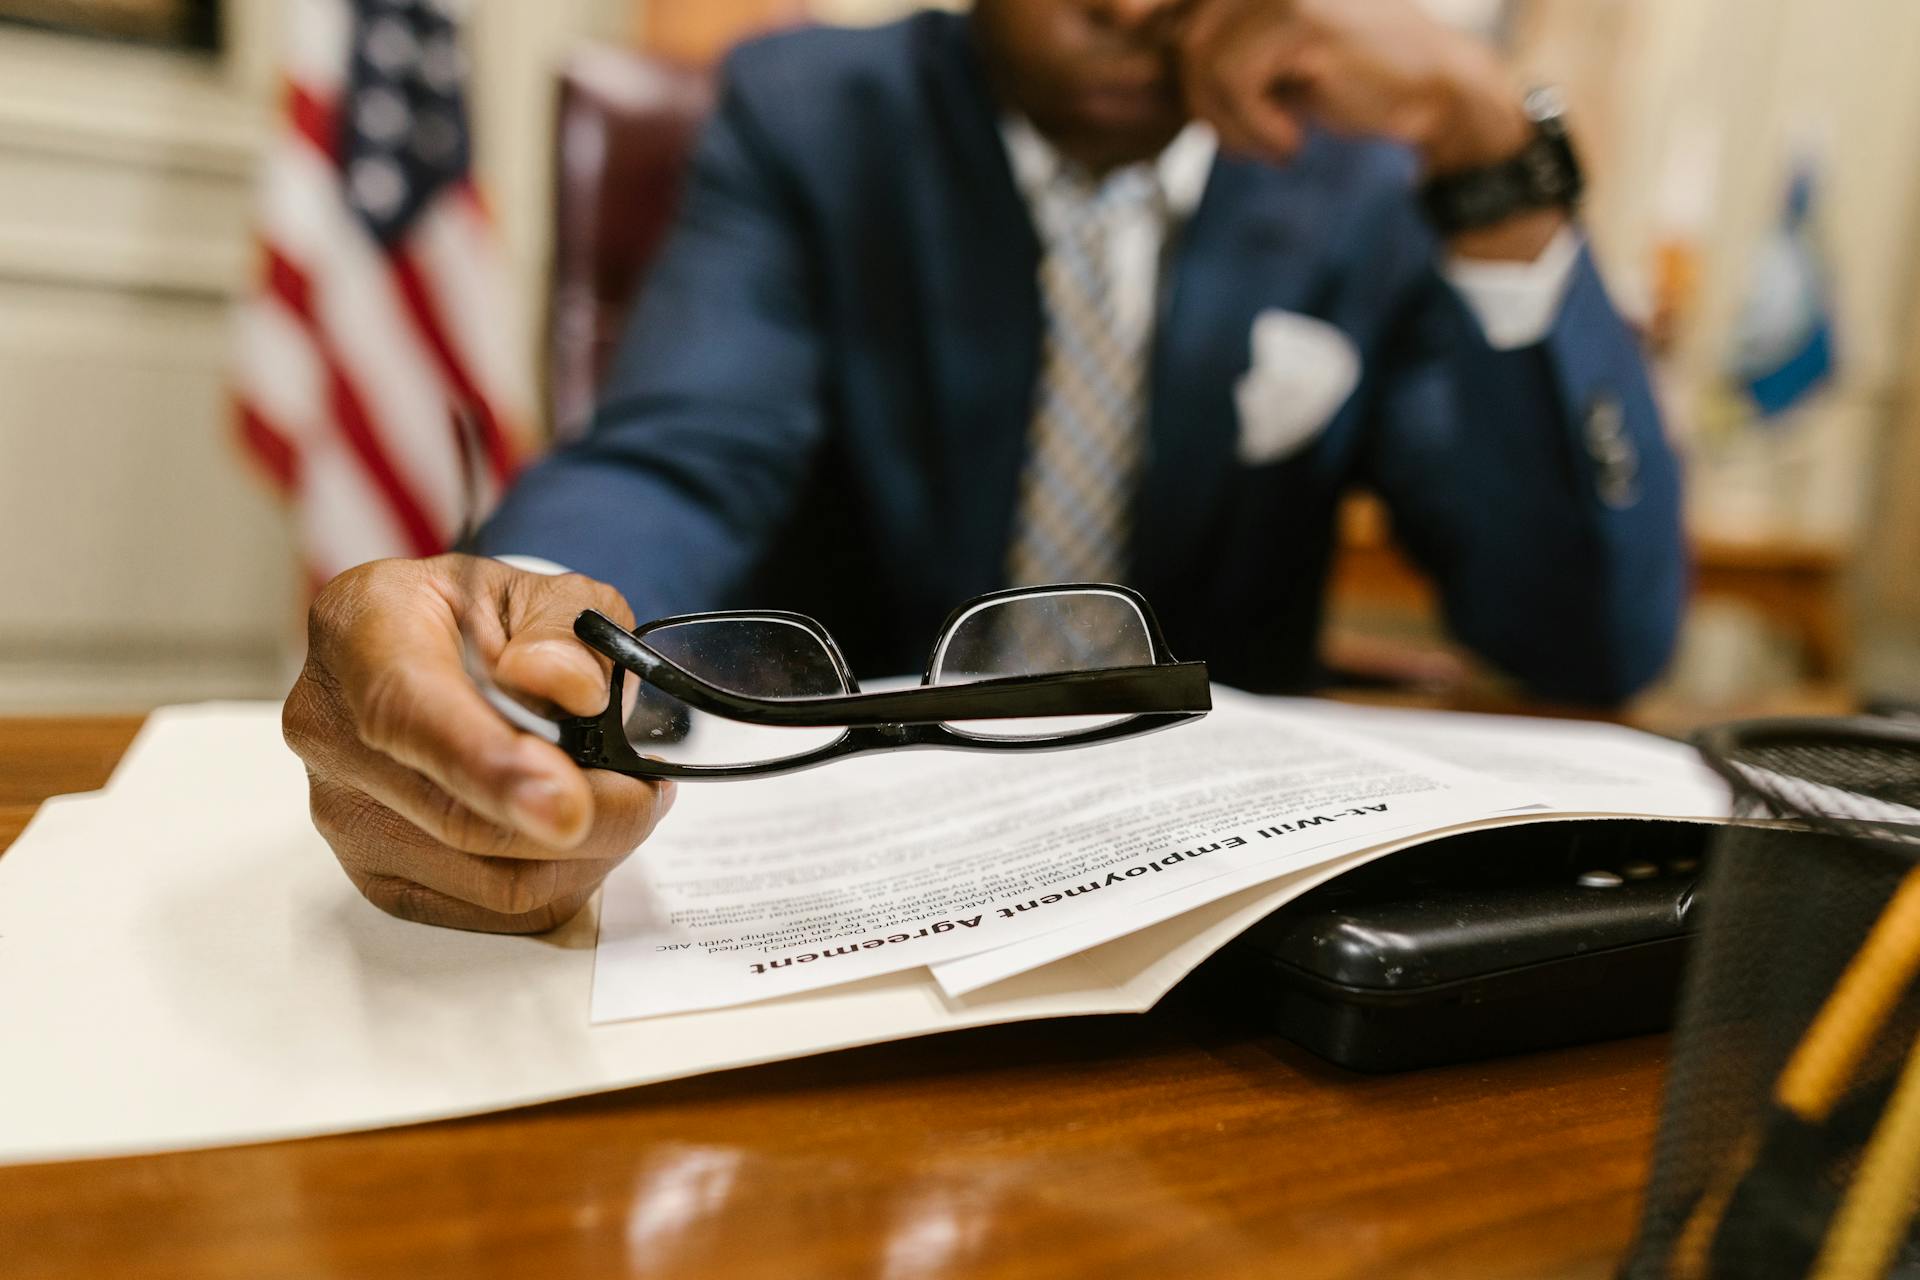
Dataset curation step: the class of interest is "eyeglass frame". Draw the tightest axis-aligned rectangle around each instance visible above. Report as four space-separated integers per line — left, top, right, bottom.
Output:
556 582 1212 780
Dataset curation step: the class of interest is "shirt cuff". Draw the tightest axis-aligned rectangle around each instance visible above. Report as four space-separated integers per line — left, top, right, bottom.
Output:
494 554 571 577
1443 226 1584 351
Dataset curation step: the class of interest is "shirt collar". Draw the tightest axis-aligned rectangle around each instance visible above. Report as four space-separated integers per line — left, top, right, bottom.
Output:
1000 116 1218 220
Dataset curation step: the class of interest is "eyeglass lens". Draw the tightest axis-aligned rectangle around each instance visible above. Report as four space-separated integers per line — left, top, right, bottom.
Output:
621 616 849 767
929 587 1154 740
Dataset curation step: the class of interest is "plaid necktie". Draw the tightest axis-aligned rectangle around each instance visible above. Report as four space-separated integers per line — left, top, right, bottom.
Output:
1006 167 1161 588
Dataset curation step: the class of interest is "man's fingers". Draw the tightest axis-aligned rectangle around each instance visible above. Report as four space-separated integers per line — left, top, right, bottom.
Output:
332 810 630 917
1178 3 1240 128
1202 48 1306 160
291 658 547 859
343 867 602 936
1235 84 1309 159
348 654 597 849
310 744 669 862
1176 0 1246 67
1183 5 1312 162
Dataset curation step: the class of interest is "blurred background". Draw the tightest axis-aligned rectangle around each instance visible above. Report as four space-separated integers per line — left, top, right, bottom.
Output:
0 0 1913 727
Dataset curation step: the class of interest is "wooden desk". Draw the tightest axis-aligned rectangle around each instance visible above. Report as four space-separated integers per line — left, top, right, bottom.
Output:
0 717 1667 1280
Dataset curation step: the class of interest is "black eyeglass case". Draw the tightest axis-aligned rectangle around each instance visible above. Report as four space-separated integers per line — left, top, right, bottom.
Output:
1191 820 1712 1072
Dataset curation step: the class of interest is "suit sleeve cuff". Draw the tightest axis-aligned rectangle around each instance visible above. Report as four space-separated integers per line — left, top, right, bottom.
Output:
1443 226 1585 351
493 554 571 577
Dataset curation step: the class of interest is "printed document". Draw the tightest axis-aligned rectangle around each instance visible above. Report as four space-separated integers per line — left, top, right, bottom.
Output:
928 695 1729 995
592 695 1533 1021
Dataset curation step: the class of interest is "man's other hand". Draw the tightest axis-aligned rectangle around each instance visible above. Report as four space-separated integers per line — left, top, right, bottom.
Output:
283 555 672 934
1178 0 1531 176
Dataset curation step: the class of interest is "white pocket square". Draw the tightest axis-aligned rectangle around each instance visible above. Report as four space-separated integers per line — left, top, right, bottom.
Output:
1233 310 1361 465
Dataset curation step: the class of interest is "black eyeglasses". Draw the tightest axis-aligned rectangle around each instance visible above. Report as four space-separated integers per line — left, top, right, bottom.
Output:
556 583 1211 780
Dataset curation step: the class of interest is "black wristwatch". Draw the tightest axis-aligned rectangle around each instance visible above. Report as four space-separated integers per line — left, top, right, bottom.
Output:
1420 86 1584 235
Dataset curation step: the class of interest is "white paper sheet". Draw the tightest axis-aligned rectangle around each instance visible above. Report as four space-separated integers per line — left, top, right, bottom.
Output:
0 703 1377 1166
927 697 1732 996
590 695 1535 1021
1274 699 1731 817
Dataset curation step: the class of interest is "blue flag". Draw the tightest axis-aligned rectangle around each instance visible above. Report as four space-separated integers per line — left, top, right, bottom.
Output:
1729 161 1836 419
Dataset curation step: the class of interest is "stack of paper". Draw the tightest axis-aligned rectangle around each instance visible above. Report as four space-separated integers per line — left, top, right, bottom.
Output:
0 693 1729 1165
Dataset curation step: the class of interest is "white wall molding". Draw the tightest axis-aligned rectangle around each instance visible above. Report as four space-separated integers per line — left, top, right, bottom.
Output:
0 223 248 300
0 25 261 301
0 28 264 178
0 95 261 180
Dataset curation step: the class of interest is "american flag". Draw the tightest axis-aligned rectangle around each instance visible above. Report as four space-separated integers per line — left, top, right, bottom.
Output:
235 0 532 585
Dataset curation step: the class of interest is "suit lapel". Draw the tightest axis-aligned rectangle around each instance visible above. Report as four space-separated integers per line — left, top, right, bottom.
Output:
1132 151 1337 594
914 16 1042 604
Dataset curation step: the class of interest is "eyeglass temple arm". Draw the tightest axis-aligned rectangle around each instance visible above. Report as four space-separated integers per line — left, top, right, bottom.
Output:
573 610 1211 727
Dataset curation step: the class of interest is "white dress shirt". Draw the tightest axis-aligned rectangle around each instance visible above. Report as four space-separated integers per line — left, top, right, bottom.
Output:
1000 116 1582 355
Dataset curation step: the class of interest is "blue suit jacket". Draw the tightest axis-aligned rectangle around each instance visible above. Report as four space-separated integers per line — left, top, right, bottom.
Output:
479 12 1685 702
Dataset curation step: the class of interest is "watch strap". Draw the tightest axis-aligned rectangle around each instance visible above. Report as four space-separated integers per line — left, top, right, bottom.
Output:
1421 93 1585 235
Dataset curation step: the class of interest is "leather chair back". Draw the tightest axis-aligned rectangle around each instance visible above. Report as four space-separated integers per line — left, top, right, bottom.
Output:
548 47 715 440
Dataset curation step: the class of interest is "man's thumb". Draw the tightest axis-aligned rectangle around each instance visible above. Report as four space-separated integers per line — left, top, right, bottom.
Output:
494 578 629 719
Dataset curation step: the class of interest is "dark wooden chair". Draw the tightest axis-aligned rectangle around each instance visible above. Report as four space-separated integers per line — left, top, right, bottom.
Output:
547 45 714 441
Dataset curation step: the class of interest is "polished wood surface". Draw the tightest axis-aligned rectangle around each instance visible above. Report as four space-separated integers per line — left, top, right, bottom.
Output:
0 717 1667 1280
0 715 143 851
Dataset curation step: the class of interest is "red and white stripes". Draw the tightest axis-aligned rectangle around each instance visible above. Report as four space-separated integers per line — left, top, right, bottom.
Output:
234 0 532 585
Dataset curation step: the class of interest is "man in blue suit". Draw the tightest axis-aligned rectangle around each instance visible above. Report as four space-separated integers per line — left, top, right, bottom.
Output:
285 0 1685 933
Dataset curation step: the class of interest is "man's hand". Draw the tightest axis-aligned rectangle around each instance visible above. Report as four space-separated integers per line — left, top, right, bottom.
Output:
1179 0 1562 259
284 556 672 934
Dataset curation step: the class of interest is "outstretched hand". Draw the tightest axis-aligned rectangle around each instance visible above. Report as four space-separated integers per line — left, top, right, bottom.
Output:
283 555 673 933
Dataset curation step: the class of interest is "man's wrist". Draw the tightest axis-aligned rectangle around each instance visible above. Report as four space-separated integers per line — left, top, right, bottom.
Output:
1448 206 1569 264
